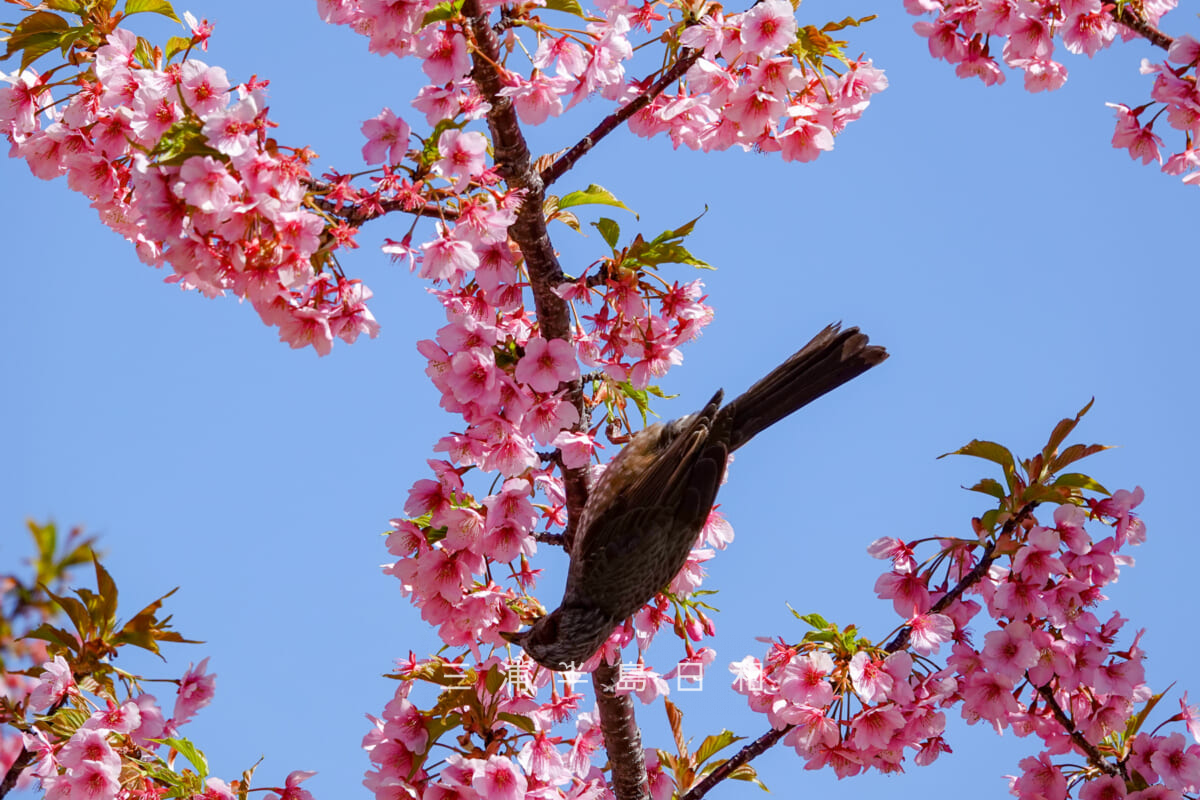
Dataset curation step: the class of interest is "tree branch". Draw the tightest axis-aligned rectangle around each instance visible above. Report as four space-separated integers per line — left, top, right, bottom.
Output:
1033 683 1123 778
461 4 646 797
461 0 590 538
678 727 786 800
1110 5 1174 51
593 661 651 800
305 187 456 225
884 503 1038 653
0 747 33 799
540 48 701 189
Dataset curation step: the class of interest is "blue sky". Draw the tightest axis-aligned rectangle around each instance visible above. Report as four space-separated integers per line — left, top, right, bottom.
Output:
3 1 1198 798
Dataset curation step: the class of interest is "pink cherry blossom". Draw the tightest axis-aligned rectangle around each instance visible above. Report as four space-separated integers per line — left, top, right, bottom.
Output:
1 69 42 136
906 612 955 655
1150 733 1200 792
471 755 527 800
279 770 317 800
28 656 76 710
434 130 489 192
517 732 572 785
1014 752 1067 800
172 658 216 726
176 156 241 213
738 0 797 58
361 107 412 165
778 651 834 708
498 73 570 125
849 652 894 704
179 61 231 116
418 31 472 84
515 337 580 393
551 430 597 469
68 760 121 800
58 728 120 776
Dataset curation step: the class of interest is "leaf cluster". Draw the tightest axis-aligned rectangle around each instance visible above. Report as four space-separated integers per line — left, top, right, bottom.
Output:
657 699 765 794
3 0 181 72
940 400 1111 535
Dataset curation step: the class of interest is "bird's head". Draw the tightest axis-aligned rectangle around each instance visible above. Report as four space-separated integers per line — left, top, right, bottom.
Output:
500 603 617 671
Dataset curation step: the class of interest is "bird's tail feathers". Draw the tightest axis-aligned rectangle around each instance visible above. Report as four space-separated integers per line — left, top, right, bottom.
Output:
724 323 888 451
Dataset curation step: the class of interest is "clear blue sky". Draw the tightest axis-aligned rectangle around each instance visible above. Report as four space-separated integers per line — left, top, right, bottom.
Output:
3 1 1198 798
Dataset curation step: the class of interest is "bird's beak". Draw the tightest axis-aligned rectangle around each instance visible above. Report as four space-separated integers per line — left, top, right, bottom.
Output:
499 629 525 645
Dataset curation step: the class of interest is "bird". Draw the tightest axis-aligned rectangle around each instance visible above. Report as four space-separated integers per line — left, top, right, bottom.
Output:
502 323 888 670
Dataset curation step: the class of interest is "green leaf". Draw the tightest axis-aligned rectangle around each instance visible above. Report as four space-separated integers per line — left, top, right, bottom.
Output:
1041 399 1095 462
42 585 93 637
695 730 742 765
797 611 831 630
1125 686 1173 739
664 698 687 757
484 665 507 696
4 12 71 70
497 712 537 734
124 0 181 21
131 36 159 69
422 0 464 28
164 35 193 62
25 622 80 652
543 0 587 15
624 210 713 269
1051 473 1110 495
725 763 769 790
558 184 635 214
112 587 198 656
938 439 1016 472
1050 443 1111 474
46 0 88 14
139 760 189 788
554 210 582 233
56 25 91 58
157 737 208 777
593 217 621 250
94 558 119 633
801 630 839 645
617 381 656 426
1021 484 1071 505
822 14 877 32
151 120 222 165
45 706 89 736
966 477 1007 500
28 519 58 576
979 507 1002 534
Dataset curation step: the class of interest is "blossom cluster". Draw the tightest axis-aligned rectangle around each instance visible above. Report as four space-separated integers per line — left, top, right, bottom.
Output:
9 652 320 800
361 653 691 800
731 485 1200 797
18 656 206 797
324 0 884 161
385 256 720 652
903 0 1200 186
0 22 376 354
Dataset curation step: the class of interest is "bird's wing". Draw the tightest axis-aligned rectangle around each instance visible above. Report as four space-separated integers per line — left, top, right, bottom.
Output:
573 430 729 620
617 390 724 513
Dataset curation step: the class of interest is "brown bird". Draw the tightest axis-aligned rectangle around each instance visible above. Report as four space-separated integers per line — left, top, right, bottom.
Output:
502 323 888 670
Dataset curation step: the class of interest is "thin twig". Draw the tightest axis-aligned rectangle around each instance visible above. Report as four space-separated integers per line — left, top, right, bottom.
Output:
1110 5 1175 51
885 503 1038 653
679 727 786 800
540 48 701 188
1034 684 1123 778
0 747 34 799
